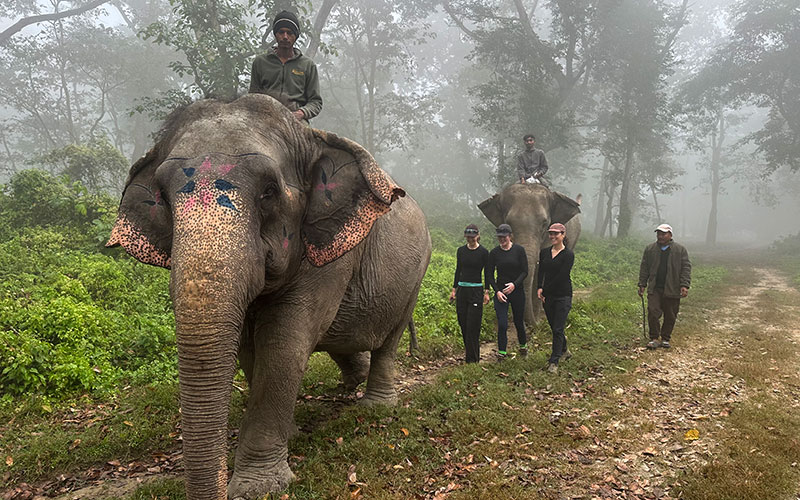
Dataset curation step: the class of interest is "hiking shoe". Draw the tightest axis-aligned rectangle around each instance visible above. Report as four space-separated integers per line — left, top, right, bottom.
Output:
519 347 528 358
547 363 558 374
660 340 671 349
647 340 660 349
560 350 573 362
496 352 507 363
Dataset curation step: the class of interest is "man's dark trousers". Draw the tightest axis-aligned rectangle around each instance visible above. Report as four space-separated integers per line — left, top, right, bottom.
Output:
647 291 680 341
543 296 571 364
456 287 484 363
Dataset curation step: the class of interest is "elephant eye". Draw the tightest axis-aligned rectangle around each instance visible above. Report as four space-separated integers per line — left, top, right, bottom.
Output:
261 184 279 200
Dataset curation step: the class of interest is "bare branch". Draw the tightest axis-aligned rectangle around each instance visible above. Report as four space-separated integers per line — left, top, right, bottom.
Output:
0 0 109 45
305 0 338 58
441 0 477 40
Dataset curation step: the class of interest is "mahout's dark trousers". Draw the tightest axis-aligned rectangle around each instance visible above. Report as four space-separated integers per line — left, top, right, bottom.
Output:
493 288 527 353
456 287 484 363
647 291 681 341
543 296 572 364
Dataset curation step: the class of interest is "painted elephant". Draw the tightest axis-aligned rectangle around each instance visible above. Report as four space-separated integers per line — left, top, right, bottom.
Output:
478 183 581 324
106 94 432 500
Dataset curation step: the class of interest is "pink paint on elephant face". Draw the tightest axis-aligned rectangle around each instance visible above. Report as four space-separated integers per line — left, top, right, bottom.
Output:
219 164 235 175
200 189 214 207
282 238 289 250
199 157 213 174
316 182 338 191
183 197 197 214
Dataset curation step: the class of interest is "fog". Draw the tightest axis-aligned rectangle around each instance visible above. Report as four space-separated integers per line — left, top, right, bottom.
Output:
1 0 798 245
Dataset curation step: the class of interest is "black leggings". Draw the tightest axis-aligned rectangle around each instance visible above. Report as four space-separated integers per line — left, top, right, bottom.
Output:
456 287 484 363
493 288 526 352
543 296 572 364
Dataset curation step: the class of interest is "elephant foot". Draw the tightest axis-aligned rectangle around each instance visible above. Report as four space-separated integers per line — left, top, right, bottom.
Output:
359 389 397 407
330 351 370 391
227 462 295 500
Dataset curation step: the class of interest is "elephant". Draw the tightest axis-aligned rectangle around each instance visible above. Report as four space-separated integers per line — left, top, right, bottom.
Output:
478 183 581 324
106 94 432 500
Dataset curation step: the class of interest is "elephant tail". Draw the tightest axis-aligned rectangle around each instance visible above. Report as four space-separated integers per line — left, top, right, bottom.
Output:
407 319 419 352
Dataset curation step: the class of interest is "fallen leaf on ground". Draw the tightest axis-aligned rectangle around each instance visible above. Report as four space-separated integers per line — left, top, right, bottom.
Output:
684 429 700 441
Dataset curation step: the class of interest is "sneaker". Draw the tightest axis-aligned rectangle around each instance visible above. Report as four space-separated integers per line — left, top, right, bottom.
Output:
519 347 528 358
560 350 572 362
647 340 660 349
660 340 671 349
547 363 558 374
496 352 507 363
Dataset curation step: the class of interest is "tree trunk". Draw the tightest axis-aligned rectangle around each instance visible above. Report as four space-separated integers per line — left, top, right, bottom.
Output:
616 128 636 238
706 107 725 245
650 182 661 222
594 157 609 236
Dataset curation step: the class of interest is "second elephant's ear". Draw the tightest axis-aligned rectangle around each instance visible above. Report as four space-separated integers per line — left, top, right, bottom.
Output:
550 191 581 225
106 147 172 268
303 130 405 267
478 194 504 226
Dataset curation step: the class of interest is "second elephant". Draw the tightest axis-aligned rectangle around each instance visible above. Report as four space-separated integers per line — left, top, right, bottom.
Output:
479 183 581 324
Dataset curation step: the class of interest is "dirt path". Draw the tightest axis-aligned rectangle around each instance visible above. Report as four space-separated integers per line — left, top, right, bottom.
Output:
549 267 800 499
12 268 800 500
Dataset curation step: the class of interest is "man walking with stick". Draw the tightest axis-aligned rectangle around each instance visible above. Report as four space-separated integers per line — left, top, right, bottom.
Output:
638 224 692 349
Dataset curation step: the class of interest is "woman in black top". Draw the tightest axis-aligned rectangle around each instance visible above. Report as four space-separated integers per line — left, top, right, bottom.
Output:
450 224 490 363
537 223 575 374
487 224 528 361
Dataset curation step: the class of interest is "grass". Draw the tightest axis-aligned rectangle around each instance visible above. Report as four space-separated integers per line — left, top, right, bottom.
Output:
8 237 800 500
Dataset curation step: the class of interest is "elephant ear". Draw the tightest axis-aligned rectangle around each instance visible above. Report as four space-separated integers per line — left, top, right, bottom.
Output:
303 130 405 267
550 191 582 225
105 147 172 268
478 194 504 226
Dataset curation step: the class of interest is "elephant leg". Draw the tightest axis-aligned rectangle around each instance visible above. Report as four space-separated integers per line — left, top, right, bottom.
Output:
360 317 407 407
329 351 370 390
228 320 315 500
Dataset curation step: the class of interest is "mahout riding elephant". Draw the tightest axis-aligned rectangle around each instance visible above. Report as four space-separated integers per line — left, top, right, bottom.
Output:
478 183 581 324
106 94 432 500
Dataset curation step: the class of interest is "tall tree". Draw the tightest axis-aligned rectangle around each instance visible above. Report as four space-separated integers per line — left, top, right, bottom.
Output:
591 0 687 238
712 0 800 173
314 0 436 155
442 0 596 185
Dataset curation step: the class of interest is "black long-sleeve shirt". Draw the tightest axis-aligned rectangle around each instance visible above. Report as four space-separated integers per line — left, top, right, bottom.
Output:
537 246 574 298
453 245 490 289
487 244 528 292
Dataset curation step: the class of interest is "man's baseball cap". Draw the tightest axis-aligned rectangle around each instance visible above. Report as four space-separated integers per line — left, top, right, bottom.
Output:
548 223 566 233
495 224 513 236
655 223 673 233
464 224 479 235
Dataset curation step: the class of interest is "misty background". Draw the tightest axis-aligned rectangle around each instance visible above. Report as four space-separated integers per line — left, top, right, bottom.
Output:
1 0 798 245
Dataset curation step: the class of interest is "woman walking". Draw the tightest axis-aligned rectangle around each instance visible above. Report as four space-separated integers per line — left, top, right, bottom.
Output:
537 223 575 374
487 224 528 361
450 224 490 363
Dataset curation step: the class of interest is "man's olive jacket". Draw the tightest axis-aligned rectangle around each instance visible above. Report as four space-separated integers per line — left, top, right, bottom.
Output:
249 47 323 120
638 240 691 298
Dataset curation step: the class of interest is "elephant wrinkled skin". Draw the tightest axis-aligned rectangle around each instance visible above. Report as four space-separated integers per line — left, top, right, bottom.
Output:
106 94 432 500
479 183 581 324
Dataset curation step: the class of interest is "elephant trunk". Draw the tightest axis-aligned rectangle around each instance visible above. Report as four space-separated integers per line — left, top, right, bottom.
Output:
175 319 239 500
170 221 264 500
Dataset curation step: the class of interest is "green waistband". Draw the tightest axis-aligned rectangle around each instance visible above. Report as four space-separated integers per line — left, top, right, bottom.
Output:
457 282 483 287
